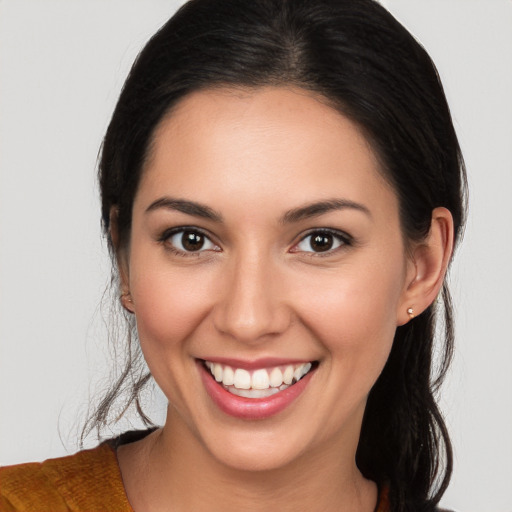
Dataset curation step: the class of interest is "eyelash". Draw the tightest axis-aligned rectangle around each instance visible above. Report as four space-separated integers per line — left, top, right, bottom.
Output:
158 227 220 257
158 227 353 257
292 228 353 257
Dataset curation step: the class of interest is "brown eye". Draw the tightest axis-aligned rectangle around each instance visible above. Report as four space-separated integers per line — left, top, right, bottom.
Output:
181 231 205 251
310 233 334 252
166 228 218 254
294 230 349 254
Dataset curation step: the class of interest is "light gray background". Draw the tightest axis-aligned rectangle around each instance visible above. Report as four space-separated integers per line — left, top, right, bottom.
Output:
1 1 511 510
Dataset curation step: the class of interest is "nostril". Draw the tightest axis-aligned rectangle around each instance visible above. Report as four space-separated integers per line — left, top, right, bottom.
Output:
212 306 292 344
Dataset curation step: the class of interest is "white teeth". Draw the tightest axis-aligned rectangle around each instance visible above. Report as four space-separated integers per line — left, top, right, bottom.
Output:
293 366 303 382
283 365 294 385
223 366 234 386
213 363 223 382
251 369 270 390
205 361 314 394
269 367 283 388
233 368 251 389
229 387 282 398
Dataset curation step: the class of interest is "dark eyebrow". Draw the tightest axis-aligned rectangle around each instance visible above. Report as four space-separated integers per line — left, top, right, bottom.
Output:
145 197 223 222
281 199 371 224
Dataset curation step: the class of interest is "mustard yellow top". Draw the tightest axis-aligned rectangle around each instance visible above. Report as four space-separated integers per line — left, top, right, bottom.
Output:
0 439 390 511
0 443 132 512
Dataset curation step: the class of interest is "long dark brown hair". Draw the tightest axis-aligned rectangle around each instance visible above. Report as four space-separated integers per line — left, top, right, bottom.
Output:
84 1 467 510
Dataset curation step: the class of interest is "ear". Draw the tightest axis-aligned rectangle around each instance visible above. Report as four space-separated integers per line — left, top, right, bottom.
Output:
110 206 135 314
397 207 454 325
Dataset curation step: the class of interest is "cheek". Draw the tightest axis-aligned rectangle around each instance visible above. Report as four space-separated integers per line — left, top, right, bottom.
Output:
293 260 405 362
128 261 217 408
129 260 214 351
293 270 402 422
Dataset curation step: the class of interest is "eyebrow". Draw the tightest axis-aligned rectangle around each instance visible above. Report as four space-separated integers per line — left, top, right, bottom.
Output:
280 199 371 224
145 196 370 224
145 197 223 222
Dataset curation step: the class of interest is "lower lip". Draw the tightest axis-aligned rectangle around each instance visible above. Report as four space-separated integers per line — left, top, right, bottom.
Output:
198 361 315 420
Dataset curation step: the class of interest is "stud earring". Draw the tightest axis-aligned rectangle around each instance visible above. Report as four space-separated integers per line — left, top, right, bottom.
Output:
407 307 415 319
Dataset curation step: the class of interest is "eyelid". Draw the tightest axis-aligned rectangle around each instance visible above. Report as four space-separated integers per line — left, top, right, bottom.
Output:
290 228 353 254
158 226 221 255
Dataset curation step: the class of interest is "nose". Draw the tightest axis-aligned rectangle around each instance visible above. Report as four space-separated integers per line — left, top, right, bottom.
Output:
212 252 291 344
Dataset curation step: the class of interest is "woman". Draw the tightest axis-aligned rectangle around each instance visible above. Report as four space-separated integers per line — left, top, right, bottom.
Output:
0 0 466 511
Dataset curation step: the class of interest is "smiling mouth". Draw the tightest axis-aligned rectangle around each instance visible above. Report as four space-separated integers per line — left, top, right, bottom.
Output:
202 360 318 399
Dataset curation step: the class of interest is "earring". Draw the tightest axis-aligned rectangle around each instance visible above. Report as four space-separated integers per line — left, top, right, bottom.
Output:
407 307 415 319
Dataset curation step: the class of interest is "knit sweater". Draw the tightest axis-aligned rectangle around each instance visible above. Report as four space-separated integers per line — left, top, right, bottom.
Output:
0 442 132 511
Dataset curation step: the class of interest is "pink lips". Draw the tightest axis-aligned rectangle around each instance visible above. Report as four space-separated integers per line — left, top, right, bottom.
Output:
198 360 315 420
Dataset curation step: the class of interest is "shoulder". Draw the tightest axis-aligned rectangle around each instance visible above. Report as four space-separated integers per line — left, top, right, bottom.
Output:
0 443 133 512
0 460 68 511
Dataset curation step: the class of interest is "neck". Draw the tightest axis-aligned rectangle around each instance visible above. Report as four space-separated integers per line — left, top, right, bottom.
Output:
119 413 377 512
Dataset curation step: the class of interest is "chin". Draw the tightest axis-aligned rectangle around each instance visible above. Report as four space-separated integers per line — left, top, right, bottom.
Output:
204 430 311 473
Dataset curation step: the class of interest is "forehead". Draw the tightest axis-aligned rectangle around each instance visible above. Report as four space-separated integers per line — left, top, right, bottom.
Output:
137 86 397 220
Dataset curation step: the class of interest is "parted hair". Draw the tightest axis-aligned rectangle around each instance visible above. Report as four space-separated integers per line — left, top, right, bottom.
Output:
88 1 467 510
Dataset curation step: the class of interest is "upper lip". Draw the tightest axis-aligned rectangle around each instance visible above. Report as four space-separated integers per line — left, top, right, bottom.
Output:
198 357 316 370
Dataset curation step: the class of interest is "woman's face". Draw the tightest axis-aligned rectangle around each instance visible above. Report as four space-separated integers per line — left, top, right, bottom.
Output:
124 86 415 471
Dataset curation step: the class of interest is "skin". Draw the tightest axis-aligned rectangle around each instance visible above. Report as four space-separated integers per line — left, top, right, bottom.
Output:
115 86 453 511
